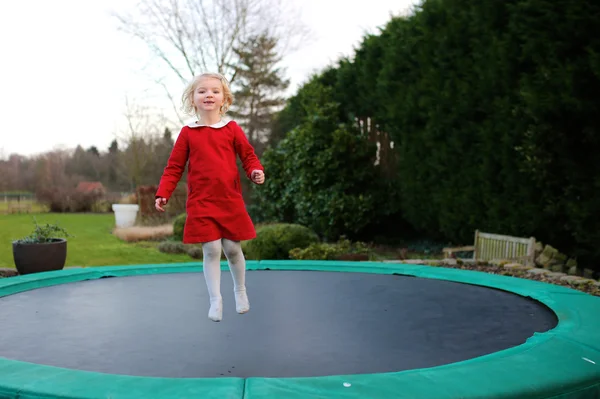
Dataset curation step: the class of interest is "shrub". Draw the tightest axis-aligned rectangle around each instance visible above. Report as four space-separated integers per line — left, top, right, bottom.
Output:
186 246 203 259
157 241 187 254
248 80 399 241
172 213 186 241
289 237 371 260
243 223 319 260
37 187 104 213
91 200 112 213
289 242 342 260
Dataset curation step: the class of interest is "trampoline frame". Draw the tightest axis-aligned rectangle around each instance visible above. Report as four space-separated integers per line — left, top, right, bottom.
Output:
1 260 599 399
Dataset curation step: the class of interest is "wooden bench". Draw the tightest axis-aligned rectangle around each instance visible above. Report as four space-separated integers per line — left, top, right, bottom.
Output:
443 230 537 266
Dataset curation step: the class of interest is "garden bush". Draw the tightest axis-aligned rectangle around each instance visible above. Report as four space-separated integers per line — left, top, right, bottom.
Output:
242 223 319 260
289 237 371 260
91 199 112 213
172 213 186 241
249 88 397 242
157 240 187 254
186 246 203 259
36 186 104 213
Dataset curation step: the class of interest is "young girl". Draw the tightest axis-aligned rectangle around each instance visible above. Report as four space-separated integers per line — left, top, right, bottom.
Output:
154 72 265 322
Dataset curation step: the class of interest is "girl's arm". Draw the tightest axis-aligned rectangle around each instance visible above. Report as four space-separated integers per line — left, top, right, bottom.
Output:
233 123 264 180
156 128 189 200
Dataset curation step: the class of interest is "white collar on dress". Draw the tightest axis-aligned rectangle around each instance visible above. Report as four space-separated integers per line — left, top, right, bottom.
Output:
187 117 233 128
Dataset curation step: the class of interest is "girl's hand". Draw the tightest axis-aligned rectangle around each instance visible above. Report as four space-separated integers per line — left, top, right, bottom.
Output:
155 197 168 212
251 170 265 184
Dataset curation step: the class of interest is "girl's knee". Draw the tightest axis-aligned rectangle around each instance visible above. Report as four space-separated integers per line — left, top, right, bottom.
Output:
202 240 222 259
222 239 243 261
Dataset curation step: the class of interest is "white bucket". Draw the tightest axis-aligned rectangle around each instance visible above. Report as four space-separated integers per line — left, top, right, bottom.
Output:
112 204 139 228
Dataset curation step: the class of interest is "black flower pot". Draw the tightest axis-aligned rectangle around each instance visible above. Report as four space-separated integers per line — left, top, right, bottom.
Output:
12 238 67 275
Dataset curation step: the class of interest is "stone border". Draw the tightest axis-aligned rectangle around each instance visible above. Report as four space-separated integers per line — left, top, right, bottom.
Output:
384 259 600 296
0 268 18 278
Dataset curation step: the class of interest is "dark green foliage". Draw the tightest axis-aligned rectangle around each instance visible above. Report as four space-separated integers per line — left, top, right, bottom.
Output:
380 0 600 268
242 223 319 260
230 34 290 152
505 0 600 267
15 219 71 244
251 81 399 241
186 246 203 259
253 0 600 269
269 68 347 143
172 213 186 241
157 241 187 254
289 237 371 261
158 239 202 259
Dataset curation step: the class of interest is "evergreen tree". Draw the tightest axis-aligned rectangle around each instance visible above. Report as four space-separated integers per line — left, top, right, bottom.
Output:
229 34 290 153
162 128 173 146
107 140 120 189
87 146 100 157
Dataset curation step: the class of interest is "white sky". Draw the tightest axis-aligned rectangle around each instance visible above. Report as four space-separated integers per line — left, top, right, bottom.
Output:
0 0 418 158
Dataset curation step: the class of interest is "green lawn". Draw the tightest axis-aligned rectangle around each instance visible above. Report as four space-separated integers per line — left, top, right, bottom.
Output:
0 213 193 268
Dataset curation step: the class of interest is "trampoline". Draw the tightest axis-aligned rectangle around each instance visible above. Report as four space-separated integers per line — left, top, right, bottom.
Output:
1 261 599 399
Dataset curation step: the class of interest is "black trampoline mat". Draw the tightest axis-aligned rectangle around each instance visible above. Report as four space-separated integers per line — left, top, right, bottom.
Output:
0 270 557 378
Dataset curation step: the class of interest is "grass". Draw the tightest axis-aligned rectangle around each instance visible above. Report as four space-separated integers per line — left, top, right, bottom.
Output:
0 213 193 268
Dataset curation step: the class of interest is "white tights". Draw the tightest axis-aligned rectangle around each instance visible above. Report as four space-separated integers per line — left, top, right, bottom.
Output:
202 238 249 321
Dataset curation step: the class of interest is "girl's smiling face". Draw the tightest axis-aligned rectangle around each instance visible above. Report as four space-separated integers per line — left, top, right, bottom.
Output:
193 77 225 115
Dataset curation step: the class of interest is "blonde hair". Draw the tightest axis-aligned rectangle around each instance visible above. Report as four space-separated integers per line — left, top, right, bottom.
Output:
181 72 234 116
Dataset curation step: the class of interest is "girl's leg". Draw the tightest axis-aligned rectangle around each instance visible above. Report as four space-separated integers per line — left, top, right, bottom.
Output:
202 239 223 321
221 238 249 313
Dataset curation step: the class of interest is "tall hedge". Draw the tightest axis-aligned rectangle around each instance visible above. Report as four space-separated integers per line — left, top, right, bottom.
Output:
256 0 600 268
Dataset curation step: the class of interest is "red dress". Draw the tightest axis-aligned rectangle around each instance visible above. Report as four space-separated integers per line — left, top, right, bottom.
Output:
156 119 264 244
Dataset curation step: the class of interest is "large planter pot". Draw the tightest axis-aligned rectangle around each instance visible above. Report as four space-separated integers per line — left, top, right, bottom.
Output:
112 204 139 228
12 238 67 275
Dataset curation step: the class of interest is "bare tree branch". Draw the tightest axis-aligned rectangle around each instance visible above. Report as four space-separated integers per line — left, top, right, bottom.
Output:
115 96 175 189
154 77 186 125
111 0 311 88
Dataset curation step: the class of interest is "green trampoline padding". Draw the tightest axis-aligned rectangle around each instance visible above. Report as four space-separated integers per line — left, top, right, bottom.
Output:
1 260 599 399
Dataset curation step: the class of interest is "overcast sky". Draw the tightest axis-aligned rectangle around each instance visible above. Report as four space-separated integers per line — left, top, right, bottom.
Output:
0 0 418 158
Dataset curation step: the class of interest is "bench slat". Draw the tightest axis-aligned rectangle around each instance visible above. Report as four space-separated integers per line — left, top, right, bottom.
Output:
477 232 532 245
443 230 536 266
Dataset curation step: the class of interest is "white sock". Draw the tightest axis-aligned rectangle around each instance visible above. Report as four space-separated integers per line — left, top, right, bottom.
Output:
202 239 222 321
222 238 249 313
